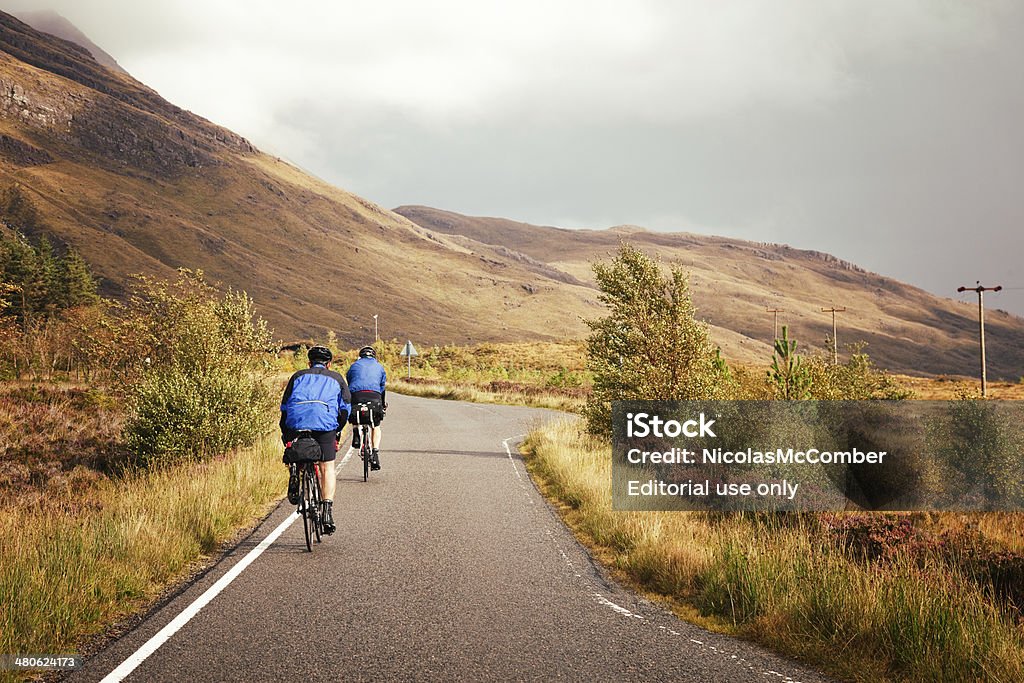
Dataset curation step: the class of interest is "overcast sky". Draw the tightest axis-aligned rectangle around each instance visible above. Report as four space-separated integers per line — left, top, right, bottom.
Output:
6 1 1024 314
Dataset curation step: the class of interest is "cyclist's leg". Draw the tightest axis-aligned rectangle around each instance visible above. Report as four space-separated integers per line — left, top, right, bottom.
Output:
314 431 338 502
320 459 336 500
371 401 384 450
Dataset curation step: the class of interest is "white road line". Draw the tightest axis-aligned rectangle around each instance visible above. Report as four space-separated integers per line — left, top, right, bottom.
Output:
502 434 526 481
100 446 356 682
593 593 645 620
99 512 298 682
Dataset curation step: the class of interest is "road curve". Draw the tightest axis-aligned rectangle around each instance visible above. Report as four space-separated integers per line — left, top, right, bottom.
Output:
70 393 830 682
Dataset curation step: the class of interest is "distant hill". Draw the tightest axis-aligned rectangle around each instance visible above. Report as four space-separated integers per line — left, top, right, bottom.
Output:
1 10 1021 379
393 206 1024 379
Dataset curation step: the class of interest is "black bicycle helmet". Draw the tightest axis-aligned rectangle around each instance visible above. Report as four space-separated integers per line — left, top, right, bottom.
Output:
358 346 376 359
308 345 333 364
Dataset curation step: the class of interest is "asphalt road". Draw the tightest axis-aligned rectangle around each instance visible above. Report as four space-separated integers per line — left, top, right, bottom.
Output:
70 393 830 682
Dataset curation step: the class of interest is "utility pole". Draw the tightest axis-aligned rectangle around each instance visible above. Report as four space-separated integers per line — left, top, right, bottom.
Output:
957 282 1002 397
766 307 784 341
821 306 846 365
373 314 378 343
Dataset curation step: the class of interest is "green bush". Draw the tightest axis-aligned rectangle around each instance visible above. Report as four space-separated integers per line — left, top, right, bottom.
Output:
806 343 912 400
124 271 275 466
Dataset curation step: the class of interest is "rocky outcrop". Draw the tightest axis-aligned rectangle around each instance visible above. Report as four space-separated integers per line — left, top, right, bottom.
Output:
0 133 52 166
0 11 256 176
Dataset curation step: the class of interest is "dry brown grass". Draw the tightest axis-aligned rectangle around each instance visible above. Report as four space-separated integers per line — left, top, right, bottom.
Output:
0 380 287 678
0 432 285 677
893 374 1024 400
523 420 1024 682
0 383 125 507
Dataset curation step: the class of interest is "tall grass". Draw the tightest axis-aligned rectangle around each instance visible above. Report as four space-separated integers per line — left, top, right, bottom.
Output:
0 434 286 674
522 420 1024 682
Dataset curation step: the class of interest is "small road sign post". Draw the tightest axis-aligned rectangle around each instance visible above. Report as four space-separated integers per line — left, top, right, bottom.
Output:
399 340 418 379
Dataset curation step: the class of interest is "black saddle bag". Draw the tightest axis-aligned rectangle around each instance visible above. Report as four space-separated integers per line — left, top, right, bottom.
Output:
282 434 323 464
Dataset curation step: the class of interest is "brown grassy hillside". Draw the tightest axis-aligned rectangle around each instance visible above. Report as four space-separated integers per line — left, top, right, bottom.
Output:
394 206 1024 380
0 11 602 346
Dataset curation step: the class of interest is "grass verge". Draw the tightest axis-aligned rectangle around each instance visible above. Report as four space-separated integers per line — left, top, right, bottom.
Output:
0 433 286 679
389 377 583 412
522 419 1024 682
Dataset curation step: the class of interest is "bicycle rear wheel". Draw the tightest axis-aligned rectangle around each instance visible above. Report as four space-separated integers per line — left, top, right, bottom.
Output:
300 465 313 552
311 464 323 543
362 427 370 482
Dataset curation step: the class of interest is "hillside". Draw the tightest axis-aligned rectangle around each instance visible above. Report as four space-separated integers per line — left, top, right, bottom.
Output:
0 11 600 347
1 10 1022 379
393 206 1024 379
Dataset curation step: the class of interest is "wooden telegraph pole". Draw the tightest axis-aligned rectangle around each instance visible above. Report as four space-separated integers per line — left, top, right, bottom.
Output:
821 306 846 365
766 307 784 341
957 282 1003 397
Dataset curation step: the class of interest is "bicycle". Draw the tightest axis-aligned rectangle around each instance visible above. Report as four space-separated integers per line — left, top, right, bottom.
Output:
353 402 374 482
290 458 324 552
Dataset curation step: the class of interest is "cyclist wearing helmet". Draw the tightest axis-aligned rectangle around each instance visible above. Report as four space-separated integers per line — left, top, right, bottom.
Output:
346 345 387 470
280 344 351 534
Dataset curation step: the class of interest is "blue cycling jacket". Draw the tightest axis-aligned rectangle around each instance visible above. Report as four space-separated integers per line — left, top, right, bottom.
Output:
280 365 351 432
346 357 387 394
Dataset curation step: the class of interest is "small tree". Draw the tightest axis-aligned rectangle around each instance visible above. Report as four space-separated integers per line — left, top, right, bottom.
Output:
60 248 100 308
584 244 731 434
768 325 812 400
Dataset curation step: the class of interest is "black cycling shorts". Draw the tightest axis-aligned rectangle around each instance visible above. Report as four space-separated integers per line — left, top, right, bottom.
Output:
349 391 384 426
301 430 339 462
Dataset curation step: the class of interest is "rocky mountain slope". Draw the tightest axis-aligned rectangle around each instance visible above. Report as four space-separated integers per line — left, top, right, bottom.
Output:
2 10 1021 378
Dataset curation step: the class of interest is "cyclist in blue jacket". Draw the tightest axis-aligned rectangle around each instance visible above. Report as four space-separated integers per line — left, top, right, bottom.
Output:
346 345 387 470
280 345 351 534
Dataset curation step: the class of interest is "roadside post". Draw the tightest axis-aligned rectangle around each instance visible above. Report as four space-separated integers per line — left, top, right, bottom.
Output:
400 340 418 379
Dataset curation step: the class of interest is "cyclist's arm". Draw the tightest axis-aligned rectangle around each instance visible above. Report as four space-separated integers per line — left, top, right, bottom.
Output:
279 411 293 445
336 375 351 437
279 374 297 444
380 365 387 406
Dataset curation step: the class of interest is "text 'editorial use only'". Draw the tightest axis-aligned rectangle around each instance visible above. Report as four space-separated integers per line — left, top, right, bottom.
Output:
611 400 1024 512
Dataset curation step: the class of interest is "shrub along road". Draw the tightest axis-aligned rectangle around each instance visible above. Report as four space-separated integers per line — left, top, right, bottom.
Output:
70 393 829 682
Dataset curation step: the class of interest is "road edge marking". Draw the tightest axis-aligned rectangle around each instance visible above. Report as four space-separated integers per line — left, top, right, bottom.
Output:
100 445 355 682
502 434 526 481
99 510 299 682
